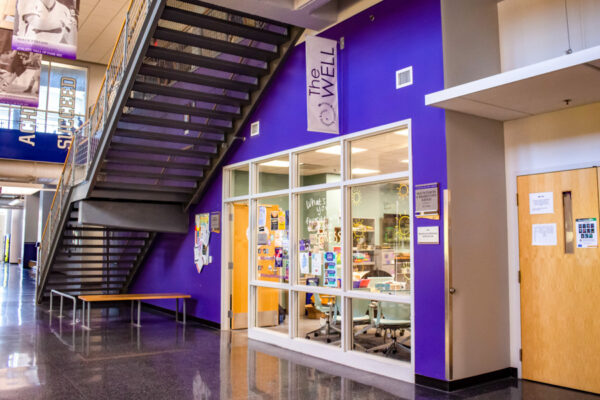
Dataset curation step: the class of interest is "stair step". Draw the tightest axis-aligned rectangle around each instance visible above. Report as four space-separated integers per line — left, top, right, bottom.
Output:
60 244 145 248
57 252 141 257
120 114 229 137
104 156 209 170
53 268 133 272
153 26 278 62
45 285 123 291
100 168 202 182
48 275 128 285
110 142 215 159
62 227 145 233
146 46 266 78
138 64 256 93
114 127 224 146
132 81 248 108
160 6 288 45
61 235 147 241
125 99 237 122
54 260 136 264
94 182 195 194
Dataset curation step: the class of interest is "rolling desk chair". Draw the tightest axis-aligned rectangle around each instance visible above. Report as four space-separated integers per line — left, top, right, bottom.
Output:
305 286 340 342
367 301 411 356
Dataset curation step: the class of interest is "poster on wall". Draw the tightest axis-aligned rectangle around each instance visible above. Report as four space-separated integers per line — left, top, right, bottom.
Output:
12 0 79 59
0 28 41 106
305 35 339 134
194 213 210 273
576 218 597 248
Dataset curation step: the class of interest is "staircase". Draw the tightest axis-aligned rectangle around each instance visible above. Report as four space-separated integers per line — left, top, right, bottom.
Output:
36 0 303 303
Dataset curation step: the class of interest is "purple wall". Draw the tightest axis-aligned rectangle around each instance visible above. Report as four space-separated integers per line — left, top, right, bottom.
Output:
132 0 447 380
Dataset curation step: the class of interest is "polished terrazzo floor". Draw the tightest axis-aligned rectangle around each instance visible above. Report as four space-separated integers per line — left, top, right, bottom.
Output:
0 263 597 399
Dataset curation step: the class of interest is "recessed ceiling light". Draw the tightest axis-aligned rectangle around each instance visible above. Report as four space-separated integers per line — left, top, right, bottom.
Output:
0 186 40 195
316 145 366 155
394 128 409 136
352 168 380 175
259 160 289 168
402 159 409 163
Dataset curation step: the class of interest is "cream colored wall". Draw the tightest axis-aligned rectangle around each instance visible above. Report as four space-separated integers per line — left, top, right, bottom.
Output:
446 111 510 380
441 0 501 87
498 0 600 71
504 101 600 373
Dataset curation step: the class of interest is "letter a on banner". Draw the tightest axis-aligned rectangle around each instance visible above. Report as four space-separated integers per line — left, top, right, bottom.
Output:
306 35 339 134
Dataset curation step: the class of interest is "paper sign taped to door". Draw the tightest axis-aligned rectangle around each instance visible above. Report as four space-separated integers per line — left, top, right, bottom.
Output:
529 192 554 214
532 223 557 246
576 218 598 248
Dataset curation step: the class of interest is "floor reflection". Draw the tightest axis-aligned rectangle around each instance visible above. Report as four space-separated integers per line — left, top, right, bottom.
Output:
0 262 596 399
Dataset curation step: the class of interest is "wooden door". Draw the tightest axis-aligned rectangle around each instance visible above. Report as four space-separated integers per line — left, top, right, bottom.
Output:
231 203 249 329
518 167 600 394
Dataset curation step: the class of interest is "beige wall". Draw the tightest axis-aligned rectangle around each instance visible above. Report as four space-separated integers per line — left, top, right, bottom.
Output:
504 101 600 372
446 111 510 380
440 0 501 87
498 0 600 71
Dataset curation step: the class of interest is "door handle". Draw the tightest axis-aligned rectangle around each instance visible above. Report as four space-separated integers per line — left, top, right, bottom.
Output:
449 287 456 295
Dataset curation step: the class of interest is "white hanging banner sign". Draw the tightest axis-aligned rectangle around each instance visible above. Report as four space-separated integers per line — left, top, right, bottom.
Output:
12 0 79 60
305 35 339 134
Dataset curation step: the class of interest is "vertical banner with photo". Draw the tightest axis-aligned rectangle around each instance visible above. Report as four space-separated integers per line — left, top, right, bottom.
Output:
12 0 79 60
305 35 339 134
0 28 41 106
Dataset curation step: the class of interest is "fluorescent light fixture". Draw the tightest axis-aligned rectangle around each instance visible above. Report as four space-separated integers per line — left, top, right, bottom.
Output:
352 168 380 175
0 187 40 195
9 199 21 206
259 160 289 168
394 127 409 136
316 145 366 155
402 159 409 163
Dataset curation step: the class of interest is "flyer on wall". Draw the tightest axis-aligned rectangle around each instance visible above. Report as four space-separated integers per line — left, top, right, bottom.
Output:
0 28 41 106
12 0 79 59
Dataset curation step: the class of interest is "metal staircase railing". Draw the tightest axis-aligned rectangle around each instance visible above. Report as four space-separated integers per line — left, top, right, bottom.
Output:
37 0 154 297
37 0 302 302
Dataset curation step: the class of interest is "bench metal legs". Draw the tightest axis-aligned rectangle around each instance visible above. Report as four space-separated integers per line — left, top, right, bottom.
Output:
131 300 142 327
81 301 91 330
175 298 186 325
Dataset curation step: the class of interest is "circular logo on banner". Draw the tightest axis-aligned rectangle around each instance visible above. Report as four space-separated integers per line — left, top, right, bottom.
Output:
318 102 336 127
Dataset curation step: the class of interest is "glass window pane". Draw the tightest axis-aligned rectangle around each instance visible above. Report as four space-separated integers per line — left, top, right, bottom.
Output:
45 112 59 134
350 128 409 179
256 195 289 284
297 189 342 288
256 287 289 334
229 165 249 197
38 63 49 111
0 106 9 129
351 181 411 296
257 155 289 193
46 63 87 116
350 298 411 361
296 290 341 347
297 145 341 187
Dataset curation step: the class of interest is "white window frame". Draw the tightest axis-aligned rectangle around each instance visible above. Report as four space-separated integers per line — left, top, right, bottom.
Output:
221 119 415 382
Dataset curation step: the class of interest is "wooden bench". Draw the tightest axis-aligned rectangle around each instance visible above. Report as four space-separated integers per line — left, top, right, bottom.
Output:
78 293 191 329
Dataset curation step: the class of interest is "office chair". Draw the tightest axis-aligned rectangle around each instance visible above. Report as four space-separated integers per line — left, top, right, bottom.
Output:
366 302 411 356
305 286 340 342
332 298 374 350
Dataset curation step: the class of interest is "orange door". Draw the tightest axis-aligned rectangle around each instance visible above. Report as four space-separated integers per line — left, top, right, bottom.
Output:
231 203 249 329
518 167 600 394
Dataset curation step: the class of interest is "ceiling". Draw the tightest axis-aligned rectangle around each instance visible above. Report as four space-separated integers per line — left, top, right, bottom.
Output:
0 0 129 64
